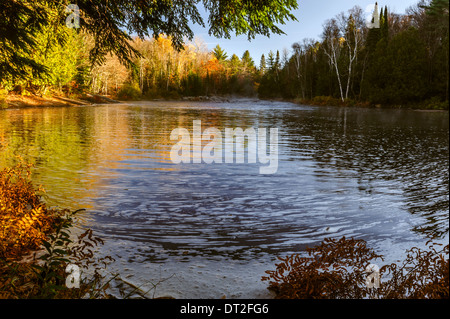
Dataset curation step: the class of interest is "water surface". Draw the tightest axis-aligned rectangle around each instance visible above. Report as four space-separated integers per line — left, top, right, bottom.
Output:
1 100 448 298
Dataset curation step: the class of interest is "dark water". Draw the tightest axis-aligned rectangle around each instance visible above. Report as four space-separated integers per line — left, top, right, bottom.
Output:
1 100 448 298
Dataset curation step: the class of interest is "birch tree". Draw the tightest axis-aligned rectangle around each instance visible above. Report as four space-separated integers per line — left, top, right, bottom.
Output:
322 18 345 102
323 7 365 102
339 7 365 100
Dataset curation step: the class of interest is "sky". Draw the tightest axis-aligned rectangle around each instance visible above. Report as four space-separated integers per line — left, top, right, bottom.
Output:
189 0 422 63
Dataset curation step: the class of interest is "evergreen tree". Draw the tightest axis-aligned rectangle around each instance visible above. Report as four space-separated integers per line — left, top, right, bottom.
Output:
275 50 281 73
259 54 267 74
258 50 281 98
229 54 242 75
380 6 384 26
1 0 300 88
423 0 449 101
365 28 381 58
267 51 275 70
363 37 389 103
381 6 389 40
213 45 228 61
387 28 428 103
0 1 48 84
241 50 255 68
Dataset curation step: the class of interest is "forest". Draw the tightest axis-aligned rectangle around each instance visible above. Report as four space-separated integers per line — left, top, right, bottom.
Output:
0 0 448 109
259 0 449 109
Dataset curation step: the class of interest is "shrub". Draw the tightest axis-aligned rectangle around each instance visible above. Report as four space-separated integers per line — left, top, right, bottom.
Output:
0 213 115 299
116 84 142 101
422 97 449 110
378 241 449 299
0 161 114 298
0 160 63 259
263 237 449 299
262 237 384 299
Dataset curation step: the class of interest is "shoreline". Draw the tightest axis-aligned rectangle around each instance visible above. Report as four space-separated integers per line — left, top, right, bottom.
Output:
281 97 449 111
1 93 121 109
2 93 449 112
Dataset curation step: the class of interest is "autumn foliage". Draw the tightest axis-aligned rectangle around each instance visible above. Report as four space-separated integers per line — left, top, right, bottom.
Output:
262 237 384 299
263 237 449 299
0 161 64 260
0 161 115 298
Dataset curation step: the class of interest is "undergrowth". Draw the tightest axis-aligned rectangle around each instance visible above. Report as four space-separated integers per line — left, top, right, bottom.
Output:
263 237 449 299
0 160 115 299
1 161 61 259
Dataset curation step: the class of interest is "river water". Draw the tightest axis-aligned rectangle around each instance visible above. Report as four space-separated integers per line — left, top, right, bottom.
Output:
0 100 448 298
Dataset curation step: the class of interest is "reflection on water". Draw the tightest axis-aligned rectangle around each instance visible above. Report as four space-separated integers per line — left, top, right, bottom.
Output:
1 100 448 298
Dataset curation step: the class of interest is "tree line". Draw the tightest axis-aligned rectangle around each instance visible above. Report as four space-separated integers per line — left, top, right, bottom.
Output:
0 0 297 102
258 0 449 109
1 0 448 109
1 24 261 100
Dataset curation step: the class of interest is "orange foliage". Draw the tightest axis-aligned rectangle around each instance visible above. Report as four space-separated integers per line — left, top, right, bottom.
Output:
0 160 64 260
203 58 224 74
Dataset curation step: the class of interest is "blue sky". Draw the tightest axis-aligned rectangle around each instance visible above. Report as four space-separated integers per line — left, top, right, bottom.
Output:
190 0 421 62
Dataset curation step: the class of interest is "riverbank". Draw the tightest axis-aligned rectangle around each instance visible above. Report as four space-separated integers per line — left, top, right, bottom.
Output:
137 94 450 111
0 92 236 109
1 93 120 109
2 92 448 112
290 96 449 111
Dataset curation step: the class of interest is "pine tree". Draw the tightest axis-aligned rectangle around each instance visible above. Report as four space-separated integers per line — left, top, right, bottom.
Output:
275 50 281 70
274 50 281 82
0 1 48 83
379 6 384 32
1 0 300 88
229 54 241 75
267 51 275 71
213 45 228 61
258 51 281 98
387 28 428 103
241 50 255 68
259 54 267 74
381 6 389 40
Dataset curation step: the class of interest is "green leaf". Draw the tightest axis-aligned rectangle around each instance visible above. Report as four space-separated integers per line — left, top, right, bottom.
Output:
53 249 69 255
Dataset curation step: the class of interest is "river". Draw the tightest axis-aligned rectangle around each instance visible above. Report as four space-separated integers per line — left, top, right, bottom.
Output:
0 99 448 298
